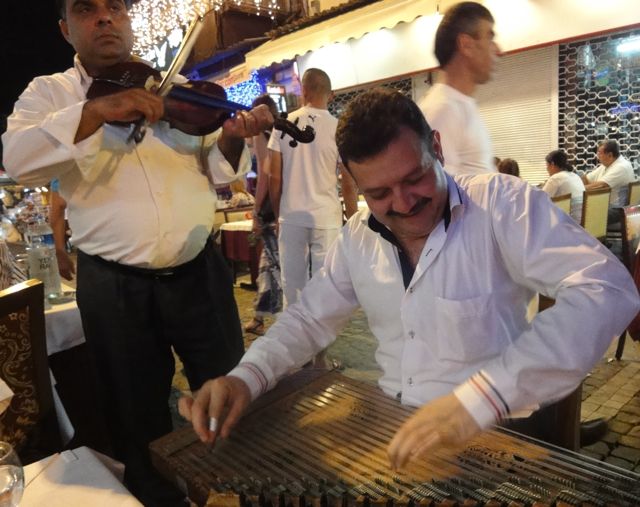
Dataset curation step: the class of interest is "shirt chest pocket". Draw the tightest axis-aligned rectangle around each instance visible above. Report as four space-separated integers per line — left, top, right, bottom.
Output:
432 294 506 362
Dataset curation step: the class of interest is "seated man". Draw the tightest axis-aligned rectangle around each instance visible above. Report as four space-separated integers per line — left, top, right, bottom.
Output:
582 140 635 223
180 89 639 470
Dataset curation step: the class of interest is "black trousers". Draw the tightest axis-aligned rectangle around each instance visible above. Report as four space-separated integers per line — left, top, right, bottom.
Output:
76 240 244 506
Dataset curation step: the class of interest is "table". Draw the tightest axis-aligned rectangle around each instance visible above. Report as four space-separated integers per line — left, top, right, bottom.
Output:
22 446 142 506
220 219 262 287
45 286 84 355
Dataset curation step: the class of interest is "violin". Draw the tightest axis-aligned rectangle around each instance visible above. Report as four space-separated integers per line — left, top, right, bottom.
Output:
86 61 315 147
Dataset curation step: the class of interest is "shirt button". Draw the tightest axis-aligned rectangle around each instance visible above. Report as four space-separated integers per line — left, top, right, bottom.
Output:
409 287 414 293
409 331 415 339
408 377 413 386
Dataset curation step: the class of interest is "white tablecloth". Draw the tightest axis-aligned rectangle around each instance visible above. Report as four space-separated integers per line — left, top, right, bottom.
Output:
219 219 253 232
44 285 84 355
22 447 142 506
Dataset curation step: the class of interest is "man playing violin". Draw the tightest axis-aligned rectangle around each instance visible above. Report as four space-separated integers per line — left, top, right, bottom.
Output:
2 1 273 505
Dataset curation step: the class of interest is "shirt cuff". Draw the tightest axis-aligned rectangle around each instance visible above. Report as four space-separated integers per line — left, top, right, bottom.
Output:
454 370 510 429
40 100 104 175
227 362 269 401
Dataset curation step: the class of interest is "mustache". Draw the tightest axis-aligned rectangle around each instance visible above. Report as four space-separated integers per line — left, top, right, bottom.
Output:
386 197 430 218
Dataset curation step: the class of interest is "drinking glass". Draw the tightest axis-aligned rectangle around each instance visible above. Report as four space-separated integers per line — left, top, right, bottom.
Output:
0 442 24 507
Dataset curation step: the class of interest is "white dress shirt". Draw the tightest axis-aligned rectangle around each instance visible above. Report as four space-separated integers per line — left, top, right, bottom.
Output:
2 56 251 268
229 172 639 429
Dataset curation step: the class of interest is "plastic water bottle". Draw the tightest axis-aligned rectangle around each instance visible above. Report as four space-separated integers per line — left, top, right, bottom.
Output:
26 218 61 299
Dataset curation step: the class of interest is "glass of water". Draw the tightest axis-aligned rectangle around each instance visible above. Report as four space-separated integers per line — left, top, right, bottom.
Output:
0 442 23 507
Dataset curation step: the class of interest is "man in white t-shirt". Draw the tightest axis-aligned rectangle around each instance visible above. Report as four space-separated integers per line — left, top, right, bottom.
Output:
419 2 499 175
583 140 635 209
268 68 357 307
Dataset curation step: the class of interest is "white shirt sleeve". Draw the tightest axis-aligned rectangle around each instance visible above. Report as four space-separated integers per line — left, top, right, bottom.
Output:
454 182 640 428
228 230 360 399
2 78 103 186
598 159 632 190
266 127 282 153
541 176 560 197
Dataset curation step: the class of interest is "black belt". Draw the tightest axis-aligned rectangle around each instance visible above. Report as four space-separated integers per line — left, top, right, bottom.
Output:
81 239 211 279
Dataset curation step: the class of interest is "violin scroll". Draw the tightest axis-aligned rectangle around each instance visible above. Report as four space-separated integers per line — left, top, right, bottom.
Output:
274 113 315 147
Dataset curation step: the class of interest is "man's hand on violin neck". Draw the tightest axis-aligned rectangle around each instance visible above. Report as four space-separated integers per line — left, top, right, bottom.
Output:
75 88 163 143
222 104 274 139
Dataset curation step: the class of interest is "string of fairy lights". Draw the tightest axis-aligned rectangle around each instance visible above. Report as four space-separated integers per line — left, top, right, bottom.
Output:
130 0 281 56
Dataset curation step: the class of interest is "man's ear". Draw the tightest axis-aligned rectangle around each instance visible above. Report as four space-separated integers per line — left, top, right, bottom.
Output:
432 130 445 165
59 19 71 44
457 32 475 58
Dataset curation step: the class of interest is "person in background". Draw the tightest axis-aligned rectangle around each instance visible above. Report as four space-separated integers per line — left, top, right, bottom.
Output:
49 180 75 280
2 1 273 505
227 179 255 208
419 2 499 175
244 95 282 336
497 158 519 177
179 89 639 470
582 140 635 223
268 68 357 308
542 150 585 223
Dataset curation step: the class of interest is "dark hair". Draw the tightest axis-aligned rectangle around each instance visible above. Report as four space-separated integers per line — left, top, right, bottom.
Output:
599 140 620 158
545 150 572 171
55 0 65 18
302 68 332 96
57 0 131 19
251 94 278 117
497 158 520 177
435 2 494 67
336 88 435 169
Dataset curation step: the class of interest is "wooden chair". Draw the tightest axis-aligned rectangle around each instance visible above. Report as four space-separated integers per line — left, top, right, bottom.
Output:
614 205 640 360
627 180 640 206
0 280 61 461
580 188 611 241
551 193 572 215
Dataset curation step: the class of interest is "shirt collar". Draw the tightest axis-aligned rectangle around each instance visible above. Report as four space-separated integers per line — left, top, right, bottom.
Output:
73 55 93 92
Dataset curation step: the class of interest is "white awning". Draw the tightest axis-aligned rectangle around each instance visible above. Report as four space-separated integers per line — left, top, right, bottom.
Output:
244 0 443 71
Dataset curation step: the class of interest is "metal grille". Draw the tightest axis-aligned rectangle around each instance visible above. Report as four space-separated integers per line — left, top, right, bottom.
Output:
328 78 413 117
559 29 640 174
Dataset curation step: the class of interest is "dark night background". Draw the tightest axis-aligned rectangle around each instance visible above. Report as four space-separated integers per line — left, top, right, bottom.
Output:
2 2 74 119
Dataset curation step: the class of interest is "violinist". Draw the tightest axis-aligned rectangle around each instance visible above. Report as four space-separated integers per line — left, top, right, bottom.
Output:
2 1 272 506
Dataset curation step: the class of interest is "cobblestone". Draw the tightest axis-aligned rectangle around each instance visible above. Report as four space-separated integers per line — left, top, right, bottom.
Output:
605 456 635 470
611 445 640 465
619 435 640 450
609 420 632 434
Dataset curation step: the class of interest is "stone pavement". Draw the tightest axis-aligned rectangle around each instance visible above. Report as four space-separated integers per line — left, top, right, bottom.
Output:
172 273 640 474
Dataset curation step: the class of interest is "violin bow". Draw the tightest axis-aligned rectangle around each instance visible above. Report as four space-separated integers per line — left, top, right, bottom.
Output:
128 12 207 144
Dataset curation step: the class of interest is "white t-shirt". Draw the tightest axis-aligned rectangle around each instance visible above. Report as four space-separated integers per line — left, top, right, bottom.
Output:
419 83 495 176
586 155 635 207
268 106 342 229
542 171 585 222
